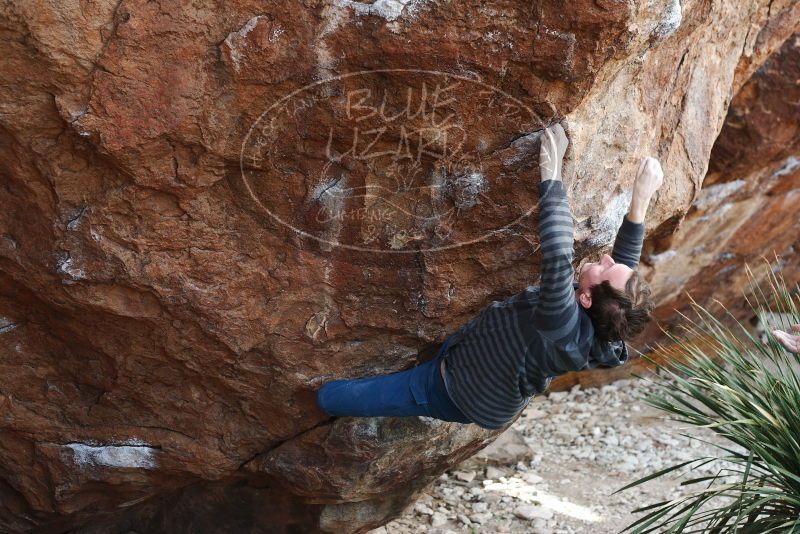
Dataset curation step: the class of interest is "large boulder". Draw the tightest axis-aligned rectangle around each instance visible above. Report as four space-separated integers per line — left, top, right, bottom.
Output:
0 0 797 531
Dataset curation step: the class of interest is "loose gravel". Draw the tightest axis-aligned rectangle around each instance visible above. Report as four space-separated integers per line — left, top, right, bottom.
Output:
369 374 746 534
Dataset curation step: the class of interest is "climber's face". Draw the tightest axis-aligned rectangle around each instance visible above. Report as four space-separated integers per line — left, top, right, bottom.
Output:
576 254 634 309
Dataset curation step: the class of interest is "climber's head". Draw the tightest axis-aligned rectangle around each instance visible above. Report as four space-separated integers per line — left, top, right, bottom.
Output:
577 254 654 341
578 254 632 295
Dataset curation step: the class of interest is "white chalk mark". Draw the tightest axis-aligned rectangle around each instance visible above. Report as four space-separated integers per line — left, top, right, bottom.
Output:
269 25 285 43
333 0 429 22
450 171 486 209
56 255 87 281
773 155 799 178
66 205 88 231
223 16 263 72
653 0 682 42
0 317 18 334
588 191 632 247
65 441 158 470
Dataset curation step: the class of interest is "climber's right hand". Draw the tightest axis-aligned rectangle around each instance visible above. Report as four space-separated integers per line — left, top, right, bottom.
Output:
773 324 800 354
633 157 664 203
539 123 569 182
627 156 663 223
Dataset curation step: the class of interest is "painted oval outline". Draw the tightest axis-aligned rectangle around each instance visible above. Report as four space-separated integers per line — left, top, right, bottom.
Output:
240 68 545 253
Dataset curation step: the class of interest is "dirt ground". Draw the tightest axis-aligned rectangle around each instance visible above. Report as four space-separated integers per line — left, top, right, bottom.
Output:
369 374 743 534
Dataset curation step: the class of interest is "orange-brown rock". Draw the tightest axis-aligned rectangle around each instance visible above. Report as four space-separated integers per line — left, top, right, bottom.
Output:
1 1 798 532
637 32 800 347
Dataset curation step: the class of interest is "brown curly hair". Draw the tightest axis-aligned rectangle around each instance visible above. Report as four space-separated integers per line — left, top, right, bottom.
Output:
585 271 654 342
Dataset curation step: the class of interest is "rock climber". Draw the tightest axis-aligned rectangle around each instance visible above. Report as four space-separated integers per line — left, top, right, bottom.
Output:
315 122 663 430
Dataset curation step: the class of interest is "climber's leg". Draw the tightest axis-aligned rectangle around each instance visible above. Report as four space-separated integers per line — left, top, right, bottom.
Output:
315 360 432 418
315 341 472 424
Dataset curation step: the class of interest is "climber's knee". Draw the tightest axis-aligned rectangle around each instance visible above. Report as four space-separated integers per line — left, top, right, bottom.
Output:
315 384 332 416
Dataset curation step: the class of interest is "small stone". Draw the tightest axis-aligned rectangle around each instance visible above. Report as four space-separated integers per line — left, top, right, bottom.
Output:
454 470 476 483
443 495 460 506
601 434 620 446
621 458 638 471
457 513 472 525
469 512 493 524
474 428 533 465
533 518 549 530
414 503 434 516
471 502 488 513
522 472 543 484
514 505 554 520
430 512 448 527
485 466 505 479
483 492 501 504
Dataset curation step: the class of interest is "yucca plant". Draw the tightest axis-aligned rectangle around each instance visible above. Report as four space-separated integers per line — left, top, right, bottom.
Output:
615 260 800 533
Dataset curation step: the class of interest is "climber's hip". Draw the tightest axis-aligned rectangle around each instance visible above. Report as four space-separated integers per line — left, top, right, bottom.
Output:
315 338 472 424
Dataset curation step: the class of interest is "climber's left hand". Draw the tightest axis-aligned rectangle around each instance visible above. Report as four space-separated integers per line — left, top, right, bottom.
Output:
539 123 569 182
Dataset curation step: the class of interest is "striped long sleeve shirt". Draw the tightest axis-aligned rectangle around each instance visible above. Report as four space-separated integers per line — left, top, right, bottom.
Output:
442 179 645 430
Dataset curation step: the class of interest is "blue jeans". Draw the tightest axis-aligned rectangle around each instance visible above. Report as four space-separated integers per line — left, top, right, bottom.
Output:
315 337 473 424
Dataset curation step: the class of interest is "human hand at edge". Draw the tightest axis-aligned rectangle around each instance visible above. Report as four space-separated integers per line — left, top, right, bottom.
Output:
773 324 800 353
539 123 569 182
628 156 664 223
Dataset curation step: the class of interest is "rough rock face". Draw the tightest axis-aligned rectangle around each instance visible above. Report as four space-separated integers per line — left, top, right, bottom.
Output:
638 32 800 346
551 30 800 390
0 0 797 532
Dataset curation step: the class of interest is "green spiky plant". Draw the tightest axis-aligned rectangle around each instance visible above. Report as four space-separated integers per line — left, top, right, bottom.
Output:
615 261 800 534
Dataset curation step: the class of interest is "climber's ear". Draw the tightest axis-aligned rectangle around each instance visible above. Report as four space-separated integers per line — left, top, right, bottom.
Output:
578 289 592 309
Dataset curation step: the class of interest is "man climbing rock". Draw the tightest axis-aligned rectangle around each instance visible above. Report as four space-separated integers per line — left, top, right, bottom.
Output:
315 122 662 430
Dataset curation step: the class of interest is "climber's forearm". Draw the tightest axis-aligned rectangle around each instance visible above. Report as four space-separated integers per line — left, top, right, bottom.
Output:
611 157 663 267
533 179 580 332
611 215 644 268
626 196 650 224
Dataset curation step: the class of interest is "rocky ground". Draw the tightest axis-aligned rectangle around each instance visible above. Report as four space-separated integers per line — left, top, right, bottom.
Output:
370 372 745 534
